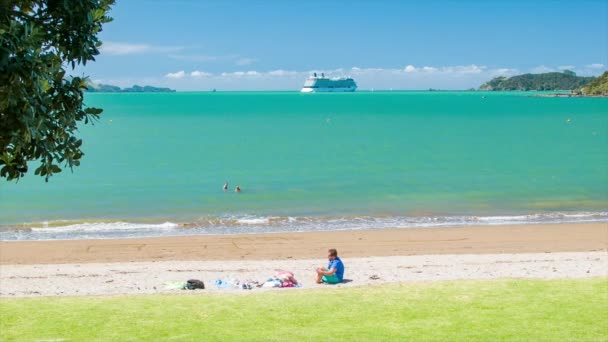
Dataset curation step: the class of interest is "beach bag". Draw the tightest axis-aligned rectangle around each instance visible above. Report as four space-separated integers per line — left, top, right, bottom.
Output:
186 279 205 290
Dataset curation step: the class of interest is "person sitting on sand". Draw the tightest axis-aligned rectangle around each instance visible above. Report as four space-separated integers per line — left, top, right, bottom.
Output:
315 248 344 284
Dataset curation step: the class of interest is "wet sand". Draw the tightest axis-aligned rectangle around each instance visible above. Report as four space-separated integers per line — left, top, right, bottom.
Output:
1 223 606 265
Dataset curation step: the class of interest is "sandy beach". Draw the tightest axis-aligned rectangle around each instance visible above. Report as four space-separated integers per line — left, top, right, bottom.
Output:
1 252 606 297
1 223 606 265
0 223 606 297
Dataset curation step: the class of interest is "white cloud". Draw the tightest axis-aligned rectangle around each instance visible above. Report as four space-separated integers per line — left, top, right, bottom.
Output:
236 58 256 66
165 70 186 79
271 64 507 79
398 64 486 75
219 70 262 77
190 70 212 77
558 65 576 70
101 41 182 56
168 54 257 66
267 69 299 76
168 54 221 62
441 65 486 74
144 64 597 91
530 65 555 73
586 63 605 69
490 68 519 77
350 67 385 75
101 42 149 55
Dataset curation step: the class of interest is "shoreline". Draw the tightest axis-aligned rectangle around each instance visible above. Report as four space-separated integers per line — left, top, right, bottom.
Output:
1 223 606 265
535 93 608 98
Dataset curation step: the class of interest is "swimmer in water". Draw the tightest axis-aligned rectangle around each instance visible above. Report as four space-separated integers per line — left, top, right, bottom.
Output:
235 186 241 193
223 181 228 191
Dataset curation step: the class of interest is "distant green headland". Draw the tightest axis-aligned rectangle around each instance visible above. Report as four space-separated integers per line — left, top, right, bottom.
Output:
85 83 176 93
479 70 595 91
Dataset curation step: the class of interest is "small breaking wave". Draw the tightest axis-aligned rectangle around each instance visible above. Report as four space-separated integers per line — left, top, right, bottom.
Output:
234 216 280 225
1 221 179 241
31 221 179 233
1 211 606 241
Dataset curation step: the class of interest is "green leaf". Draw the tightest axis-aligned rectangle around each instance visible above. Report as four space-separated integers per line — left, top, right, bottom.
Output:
1 1 115 182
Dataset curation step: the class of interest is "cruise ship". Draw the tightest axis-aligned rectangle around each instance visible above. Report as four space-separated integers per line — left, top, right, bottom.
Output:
300 73 357 92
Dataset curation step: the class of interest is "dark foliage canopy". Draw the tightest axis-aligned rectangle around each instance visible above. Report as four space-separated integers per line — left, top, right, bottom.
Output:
0 0 114 181
576 71 608 96
479 71 595 91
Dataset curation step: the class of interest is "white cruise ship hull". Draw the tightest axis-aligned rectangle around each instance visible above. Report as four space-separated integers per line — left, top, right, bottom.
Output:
300 75 357 93
300 86 357 93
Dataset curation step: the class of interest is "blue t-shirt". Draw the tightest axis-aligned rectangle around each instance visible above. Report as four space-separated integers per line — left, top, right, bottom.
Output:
328 257 345 281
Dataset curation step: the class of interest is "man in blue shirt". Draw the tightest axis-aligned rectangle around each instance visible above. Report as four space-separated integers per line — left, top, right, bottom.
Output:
315 248 344 284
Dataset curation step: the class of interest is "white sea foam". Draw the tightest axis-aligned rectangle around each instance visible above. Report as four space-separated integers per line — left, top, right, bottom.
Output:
474 212 608 224
30 221 179 233
2 212 607 241
235 217 272 225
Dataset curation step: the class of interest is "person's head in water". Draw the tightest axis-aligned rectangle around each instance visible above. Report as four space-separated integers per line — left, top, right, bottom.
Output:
328 248 338 261
235 186 241 193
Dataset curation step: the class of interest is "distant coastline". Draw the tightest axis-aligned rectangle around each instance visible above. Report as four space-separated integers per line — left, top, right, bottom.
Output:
478 70 594 91
534 93 608 98
479 70 607 98
85 83 176 93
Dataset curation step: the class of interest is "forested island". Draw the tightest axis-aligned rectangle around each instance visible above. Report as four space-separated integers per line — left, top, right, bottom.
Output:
86 83 176 93
479 70 594 91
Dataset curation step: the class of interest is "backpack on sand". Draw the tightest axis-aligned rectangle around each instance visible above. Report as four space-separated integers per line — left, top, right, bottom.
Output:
186 279 205 290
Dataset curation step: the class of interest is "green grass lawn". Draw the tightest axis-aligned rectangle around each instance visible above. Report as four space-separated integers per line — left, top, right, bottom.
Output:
1 278 607 341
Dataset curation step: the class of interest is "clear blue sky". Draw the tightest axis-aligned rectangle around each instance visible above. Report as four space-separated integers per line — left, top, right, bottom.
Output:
82 0 608 90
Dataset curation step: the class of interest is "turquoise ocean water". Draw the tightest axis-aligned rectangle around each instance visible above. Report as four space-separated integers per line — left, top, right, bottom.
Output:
1 91 607 240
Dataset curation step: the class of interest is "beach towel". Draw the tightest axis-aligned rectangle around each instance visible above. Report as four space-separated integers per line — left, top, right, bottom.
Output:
214 279 233 289
163 281 187 290
262 278 282 288
281 281 296 288
237 280 260 290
